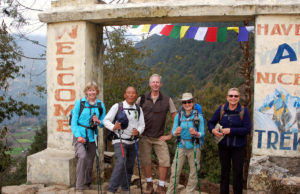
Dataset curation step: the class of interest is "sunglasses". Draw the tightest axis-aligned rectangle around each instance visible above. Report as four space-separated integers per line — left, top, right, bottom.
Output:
182 100 193 104
228 95 239 98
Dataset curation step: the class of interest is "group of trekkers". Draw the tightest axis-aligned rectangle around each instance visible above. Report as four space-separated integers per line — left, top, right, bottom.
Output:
70 73 251 194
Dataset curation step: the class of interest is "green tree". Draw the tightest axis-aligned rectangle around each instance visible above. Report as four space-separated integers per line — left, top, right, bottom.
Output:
103 27 152 108
0 1 41 189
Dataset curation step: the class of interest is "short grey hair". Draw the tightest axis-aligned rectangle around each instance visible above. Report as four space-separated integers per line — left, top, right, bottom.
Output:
149 74 162 84
84 81 100 95
227 88 240 95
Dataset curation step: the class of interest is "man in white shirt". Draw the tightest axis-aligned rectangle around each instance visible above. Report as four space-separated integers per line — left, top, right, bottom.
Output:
104 86 145 194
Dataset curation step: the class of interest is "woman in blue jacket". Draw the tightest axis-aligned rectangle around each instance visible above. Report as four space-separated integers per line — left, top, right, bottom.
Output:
208 88 251 194
167 93 205 194
71 81 106 192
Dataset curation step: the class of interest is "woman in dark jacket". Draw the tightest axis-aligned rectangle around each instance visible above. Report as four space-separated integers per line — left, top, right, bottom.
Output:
208 88 251 194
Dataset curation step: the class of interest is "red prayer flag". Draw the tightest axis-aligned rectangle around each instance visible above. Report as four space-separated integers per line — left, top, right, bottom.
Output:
206 27 218 42
160 25 174 36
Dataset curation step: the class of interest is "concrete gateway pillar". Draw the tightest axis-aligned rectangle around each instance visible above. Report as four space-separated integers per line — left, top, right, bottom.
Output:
27 20 104 186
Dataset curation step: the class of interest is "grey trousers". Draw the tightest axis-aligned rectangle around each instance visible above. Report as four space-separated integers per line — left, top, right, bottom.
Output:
108 142 137 192
74 140 96 190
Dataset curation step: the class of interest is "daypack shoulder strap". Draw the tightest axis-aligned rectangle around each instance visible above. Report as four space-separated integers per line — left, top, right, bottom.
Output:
78 99 85 118
135 103 141 120
240 105 244 120
113 102 123 124
219 104 225 121
96 101 103 117
177 110 182 126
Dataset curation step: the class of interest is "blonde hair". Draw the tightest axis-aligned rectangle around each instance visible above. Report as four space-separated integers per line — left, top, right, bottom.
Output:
227 88 240 95
149 74 162 84
84 81 100 95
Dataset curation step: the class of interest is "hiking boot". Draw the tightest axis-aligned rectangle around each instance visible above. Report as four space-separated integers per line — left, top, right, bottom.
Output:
154 185 166 194
144 182 154 194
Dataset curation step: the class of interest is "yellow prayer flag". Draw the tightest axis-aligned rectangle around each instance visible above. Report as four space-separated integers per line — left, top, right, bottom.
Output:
180 26 190 39
227 27 239 33
142 24 151 33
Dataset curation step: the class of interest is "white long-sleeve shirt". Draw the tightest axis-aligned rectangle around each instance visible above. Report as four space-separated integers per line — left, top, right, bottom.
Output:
103 100 145 144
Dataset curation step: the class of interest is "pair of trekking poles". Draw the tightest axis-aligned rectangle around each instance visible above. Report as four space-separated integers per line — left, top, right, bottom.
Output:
117 129 143 194
173 135 201 193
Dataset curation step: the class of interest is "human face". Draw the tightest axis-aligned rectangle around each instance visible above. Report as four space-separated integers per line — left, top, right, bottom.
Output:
227 90 240 106
149 76 162 92
182 100 194 112
124 87 137 105
86 87 97 101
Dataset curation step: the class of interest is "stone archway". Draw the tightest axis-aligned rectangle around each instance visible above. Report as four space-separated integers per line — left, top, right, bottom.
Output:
27 0 300 192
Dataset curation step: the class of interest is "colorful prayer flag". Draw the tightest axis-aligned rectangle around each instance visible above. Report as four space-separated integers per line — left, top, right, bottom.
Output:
169 26 181 39
149 24 158 32
150 24 166 34
186 26 198 39
160 25 174 36
227 27 239 33
132 25 139 28
217 27 227 42
194 27 208 41
238 27 249 41
206 27 218 42
246 26 255 33
142 24 151 33
180 26 190 39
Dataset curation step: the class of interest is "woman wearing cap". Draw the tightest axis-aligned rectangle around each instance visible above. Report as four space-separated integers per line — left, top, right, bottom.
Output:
167 93 205 194
71 81 106 192
208 88 251 194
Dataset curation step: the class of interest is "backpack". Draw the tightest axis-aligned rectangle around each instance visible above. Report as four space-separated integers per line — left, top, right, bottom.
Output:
105 102 141 141
69 99 103 126
219 104 244 121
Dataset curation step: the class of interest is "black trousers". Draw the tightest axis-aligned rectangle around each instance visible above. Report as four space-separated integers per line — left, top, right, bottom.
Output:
218 144 245 194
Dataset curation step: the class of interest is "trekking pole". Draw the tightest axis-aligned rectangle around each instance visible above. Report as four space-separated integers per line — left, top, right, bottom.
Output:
133 136 143 194
118 130 131 194
174 136 181 194
95 127 103 194
192 112 201 194
192 136 201 194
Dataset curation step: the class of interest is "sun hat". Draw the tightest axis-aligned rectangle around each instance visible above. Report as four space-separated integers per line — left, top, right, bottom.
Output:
180 93 194 101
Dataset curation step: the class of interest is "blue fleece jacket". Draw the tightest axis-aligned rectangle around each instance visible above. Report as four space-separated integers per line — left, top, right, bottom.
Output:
71 97 106 142
172 109 205 149
208 103 251 147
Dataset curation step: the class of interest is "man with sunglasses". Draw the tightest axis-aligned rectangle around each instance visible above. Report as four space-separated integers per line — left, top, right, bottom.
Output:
208 88 251 194
136 74 177 194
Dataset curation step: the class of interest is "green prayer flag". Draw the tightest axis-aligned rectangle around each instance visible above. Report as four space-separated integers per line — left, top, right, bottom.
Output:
169 26 181 39
217 27 227 42
132 25 139 28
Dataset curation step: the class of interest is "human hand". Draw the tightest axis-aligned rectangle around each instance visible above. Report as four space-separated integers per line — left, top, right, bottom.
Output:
189 128 198 136
159 134 172 141
174 127 182 136
212 128 223 138
132 128 139 136
77 136 86 143
222 128 230 135
113 121 121 131
92 115 101 125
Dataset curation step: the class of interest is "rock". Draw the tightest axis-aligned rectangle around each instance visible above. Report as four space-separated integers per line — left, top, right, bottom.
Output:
248 155 300 193
2 184 44 194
